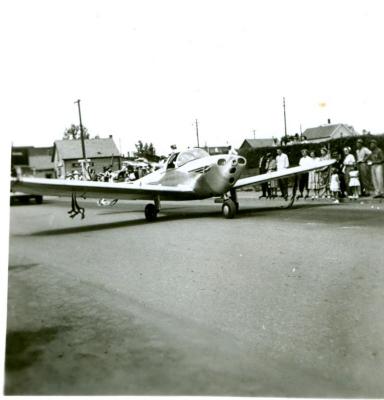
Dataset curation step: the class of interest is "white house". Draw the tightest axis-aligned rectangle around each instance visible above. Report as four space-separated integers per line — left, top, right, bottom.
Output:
52 137 121 178
302 123 358 143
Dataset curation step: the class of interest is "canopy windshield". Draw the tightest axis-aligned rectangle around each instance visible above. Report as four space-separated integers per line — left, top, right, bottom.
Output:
176 148 210 167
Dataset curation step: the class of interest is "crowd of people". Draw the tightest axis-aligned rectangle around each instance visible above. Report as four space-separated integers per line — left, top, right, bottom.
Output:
258 138 384 202
98 164 154 182
66 163 154 182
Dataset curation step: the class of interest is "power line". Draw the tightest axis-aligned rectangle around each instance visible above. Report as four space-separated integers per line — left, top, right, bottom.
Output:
74 99 86 159
195 119 200 148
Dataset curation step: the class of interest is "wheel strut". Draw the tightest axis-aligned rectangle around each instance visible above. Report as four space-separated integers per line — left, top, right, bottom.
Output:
229 188 239 212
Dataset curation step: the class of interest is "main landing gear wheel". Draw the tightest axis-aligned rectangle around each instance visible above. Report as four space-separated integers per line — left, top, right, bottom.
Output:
144 203 158 222
222 199 237 219
35 195 43 204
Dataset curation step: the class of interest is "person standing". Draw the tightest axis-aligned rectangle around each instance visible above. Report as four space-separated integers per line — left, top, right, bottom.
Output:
356 139 372 196
265 153 277 198
367 140 384 198
342 147 356 196
297 148 311 199
332 151 346 198
318 147 331 198
348 166 361 199
276 148 289 200
258 153 269 198
308 150 320 199
329 167 341 203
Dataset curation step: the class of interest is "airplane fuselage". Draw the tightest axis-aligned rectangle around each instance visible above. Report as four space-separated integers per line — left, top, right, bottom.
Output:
138 153 247 199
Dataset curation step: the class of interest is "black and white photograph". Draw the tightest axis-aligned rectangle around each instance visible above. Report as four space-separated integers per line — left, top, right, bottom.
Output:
1 0 384 397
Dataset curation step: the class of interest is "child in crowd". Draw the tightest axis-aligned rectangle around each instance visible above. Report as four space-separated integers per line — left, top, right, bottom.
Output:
348 166 361 199
329 167 341 203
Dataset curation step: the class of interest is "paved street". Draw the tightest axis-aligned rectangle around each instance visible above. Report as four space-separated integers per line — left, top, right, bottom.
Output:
5 193 384 396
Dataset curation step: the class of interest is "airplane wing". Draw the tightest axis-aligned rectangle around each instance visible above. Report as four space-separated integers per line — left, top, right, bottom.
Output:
233 159 335 189
11 177 196 201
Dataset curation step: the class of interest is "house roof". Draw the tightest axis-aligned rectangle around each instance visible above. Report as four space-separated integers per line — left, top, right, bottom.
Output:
29 147 54 170
302 124 356 141
29 147 53 157
240 138 277 149
302 125 339 140
53 138 120 160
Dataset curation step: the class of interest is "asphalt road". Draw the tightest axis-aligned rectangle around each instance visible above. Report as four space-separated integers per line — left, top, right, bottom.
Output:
5 193 384 396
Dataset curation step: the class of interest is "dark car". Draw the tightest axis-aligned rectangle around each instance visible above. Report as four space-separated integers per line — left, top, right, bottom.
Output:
10 166 43 205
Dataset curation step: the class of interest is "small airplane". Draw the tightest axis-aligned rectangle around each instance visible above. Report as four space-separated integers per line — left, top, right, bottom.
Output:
11 147 334 221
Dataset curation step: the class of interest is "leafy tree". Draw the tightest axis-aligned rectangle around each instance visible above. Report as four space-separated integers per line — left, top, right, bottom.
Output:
135 141 156 158
63 124 90 140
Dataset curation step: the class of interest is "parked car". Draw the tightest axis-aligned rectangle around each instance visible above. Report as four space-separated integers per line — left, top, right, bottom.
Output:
10 165 43 205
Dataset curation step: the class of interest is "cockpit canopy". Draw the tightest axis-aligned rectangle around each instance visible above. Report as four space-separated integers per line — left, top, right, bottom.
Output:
167 148 210 169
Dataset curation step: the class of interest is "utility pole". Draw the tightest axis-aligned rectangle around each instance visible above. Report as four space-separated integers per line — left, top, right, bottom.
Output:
253 129 256 139
283 97 287 138
74 99 86 159
195 119 200 148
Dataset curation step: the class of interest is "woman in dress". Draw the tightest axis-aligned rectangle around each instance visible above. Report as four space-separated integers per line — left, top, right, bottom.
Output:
318 147 331 198
308 150 320 199
342 146 356 196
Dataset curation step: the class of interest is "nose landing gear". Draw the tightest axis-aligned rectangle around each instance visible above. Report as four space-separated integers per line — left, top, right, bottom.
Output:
222 199 237 219
222 188 239 219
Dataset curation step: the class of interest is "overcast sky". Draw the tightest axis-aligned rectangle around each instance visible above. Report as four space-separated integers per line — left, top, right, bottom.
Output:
1 0 384 155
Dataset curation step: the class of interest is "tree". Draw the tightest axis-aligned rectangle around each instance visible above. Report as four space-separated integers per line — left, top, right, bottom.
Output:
63 124 90 140
135 141 156 159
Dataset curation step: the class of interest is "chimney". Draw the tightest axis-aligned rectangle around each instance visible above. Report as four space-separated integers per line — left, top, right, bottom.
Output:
327 118 331 124
109 134 113 138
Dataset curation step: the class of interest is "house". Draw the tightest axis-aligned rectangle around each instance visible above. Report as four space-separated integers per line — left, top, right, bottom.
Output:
302 123 358 143
11 146 32 166
11 146 55 178
29 147 55 178
238 138 279 153
52 137 121 178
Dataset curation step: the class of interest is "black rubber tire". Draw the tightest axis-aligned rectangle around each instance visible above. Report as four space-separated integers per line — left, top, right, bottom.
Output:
222 199 236 219
35 196 43 204
144 203 158 222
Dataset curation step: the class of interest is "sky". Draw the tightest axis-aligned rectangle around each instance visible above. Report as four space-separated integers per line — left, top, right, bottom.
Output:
1 0 384 156
0 0 384 383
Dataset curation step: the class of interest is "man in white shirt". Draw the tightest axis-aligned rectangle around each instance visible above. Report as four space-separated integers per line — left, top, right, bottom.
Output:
276 148 289 170
297 148 311 199
276 148 289 200
356 139 372 196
